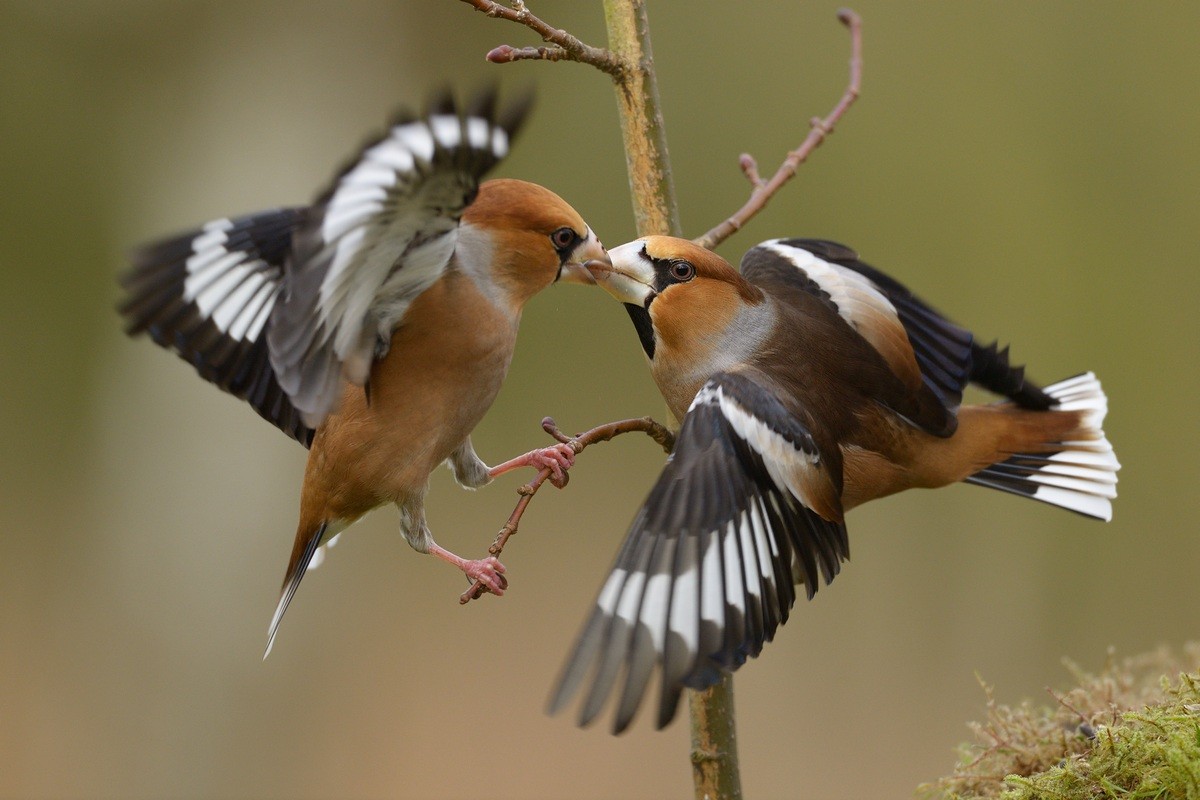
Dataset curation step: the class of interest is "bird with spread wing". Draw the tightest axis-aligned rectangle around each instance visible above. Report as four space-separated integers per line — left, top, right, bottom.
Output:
120 90 609 656
551 235 1118 732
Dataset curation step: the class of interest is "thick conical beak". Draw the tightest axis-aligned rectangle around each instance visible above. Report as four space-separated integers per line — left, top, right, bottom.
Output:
586 239 656 305
558 228 606 285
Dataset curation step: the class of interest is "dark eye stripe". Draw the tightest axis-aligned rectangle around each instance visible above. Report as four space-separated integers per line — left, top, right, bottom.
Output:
642 245 700 289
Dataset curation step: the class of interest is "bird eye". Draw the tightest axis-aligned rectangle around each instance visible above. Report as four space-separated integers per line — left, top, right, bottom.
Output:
550 227 578 251
668 260 696 282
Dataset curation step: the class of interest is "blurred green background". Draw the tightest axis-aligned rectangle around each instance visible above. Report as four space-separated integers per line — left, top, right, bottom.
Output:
2 2 1197 798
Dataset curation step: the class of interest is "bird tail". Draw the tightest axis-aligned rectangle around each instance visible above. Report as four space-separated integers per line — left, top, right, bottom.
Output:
963 372 1119 520
264 520 329 659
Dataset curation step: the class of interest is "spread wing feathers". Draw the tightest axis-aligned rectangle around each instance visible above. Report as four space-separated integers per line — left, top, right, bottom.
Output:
549 372 848 733
120 208 315 446
267 89 532 427
748 239 975 412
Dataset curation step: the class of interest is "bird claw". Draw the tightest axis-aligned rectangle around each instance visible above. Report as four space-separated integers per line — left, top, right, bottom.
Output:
462 556 508 596
489 442 577 487
530 442 576 488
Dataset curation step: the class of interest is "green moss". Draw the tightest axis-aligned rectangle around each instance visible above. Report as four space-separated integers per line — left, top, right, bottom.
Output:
922 644 1200 800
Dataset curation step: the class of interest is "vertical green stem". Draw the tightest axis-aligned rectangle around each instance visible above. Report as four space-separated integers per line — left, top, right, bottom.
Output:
600 0 682 238
688 673 743 800
600 3 742 799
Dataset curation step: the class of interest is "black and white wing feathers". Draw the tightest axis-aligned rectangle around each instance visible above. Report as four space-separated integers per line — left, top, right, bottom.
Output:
120 208 315 445
267 91 531 426
761 238 1053 409
743 239 975 415
549 372 848 733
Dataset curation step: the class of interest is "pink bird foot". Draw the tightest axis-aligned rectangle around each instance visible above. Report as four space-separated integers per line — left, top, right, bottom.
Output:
489 442 577 488
430 545 509 595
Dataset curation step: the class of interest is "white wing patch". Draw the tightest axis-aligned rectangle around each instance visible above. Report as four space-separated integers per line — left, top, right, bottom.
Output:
183 218 277 341
312 116 473 370
721 519 746 615
490 127 510 158
466 117 490 149
760 239 918 384
642 570 672 652
428 115 462 148
395 120 436 160
690 381 824 514
700 529 724 629
760 240 900 330
668 552 699 656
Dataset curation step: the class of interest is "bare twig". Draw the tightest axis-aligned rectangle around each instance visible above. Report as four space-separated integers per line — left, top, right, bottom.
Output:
487 44 571 64
460 0 627 76
463 0 680 235
692 8 863 251
459 415 673 604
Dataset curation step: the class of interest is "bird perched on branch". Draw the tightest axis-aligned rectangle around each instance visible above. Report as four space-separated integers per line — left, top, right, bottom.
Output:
119 90 608 655
552 235 1118 732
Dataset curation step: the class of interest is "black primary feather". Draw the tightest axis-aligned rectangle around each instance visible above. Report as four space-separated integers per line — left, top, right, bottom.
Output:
550 372 848 733
120 207 315 446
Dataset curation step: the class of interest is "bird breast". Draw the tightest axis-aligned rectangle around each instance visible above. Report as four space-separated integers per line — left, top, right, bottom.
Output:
307 269 518 511
650 298 777 419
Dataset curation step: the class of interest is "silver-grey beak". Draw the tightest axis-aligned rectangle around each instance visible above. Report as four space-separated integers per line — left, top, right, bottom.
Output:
589 239 656 305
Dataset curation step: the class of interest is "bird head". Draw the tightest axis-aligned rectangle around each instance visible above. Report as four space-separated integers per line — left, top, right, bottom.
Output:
588 236 766 361
461 179 608 312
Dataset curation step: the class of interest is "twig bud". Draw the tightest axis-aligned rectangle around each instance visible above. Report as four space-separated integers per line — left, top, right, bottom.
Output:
486 44 516 63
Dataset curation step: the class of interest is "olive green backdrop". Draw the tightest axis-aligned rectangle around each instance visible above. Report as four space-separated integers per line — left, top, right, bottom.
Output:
2 2 1196 798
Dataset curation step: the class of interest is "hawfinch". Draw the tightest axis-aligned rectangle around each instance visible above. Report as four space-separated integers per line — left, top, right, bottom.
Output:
552 235 1118 732
119 91 608 655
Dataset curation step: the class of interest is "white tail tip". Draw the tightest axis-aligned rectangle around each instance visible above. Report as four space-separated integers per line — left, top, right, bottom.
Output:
968 372 1119 521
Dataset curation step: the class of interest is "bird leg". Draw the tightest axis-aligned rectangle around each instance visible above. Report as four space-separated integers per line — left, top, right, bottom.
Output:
459 416 676 604
488 442 577 488
429 543 509 596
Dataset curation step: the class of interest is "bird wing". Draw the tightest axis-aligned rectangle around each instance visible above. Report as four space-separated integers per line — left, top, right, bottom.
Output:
267 90 532 426
751 238 1053 409
549 371 849 733
743 238 975 415
120 207 315 446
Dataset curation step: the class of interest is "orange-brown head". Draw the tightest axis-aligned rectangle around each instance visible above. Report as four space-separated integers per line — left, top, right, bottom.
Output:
591 236 773 417
458 178 607 314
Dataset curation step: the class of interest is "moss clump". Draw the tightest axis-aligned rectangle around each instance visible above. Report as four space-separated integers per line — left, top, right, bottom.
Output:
922 644 1200 800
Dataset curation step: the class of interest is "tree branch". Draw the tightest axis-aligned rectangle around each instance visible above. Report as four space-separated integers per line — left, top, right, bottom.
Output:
692 8 863 251
601 0 683 237
460 0 627 76
689 674 742 800
459 416 673 604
